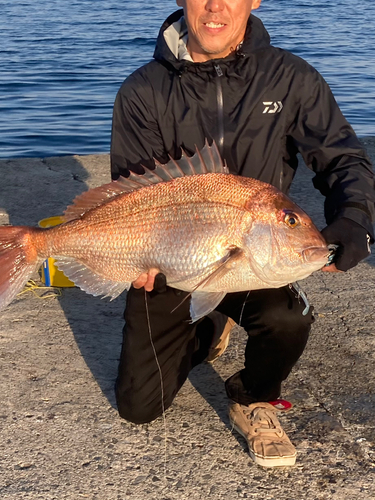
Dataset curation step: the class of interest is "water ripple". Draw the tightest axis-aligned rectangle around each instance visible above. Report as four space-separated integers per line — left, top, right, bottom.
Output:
0 0 374 158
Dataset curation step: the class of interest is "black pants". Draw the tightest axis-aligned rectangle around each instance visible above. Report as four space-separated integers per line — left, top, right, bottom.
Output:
115 286 314 424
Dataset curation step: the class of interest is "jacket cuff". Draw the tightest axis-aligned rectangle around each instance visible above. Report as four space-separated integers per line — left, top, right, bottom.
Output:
332 206 375 242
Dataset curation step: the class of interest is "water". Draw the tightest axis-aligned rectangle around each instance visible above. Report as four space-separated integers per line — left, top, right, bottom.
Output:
1 0 374 158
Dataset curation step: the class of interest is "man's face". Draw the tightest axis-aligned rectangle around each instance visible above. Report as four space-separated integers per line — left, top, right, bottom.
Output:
176 0 262 62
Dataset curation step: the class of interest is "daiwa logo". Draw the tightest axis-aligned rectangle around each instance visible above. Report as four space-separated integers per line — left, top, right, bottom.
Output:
263 101 283 114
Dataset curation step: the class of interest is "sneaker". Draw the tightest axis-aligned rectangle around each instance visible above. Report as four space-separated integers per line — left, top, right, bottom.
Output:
206 313 236 363
229 401 297 467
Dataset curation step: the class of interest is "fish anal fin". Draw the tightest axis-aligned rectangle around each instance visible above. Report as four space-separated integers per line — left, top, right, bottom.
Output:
55 257 130 300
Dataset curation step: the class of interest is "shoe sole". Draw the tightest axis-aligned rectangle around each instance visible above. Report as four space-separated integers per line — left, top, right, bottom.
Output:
230 420 297 468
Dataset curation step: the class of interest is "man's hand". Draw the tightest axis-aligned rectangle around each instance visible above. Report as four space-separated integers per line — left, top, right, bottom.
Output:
321 262 340 273
321 218 371 273
132 268 165 292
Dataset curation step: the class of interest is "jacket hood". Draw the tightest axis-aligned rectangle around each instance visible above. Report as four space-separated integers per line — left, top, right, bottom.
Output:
153 9 271 71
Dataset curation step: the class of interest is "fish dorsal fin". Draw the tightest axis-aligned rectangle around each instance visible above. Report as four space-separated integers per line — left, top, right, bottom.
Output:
161 139 227 176
63 181 131 222
63 139 226 222
192 139 228 174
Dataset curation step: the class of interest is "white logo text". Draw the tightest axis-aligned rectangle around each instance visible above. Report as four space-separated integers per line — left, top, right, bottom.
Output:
263 101 283 114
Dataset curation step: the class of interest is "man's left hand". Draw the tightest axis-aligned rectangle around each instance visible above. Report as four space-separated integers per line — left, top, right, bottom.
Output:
321 217 371 272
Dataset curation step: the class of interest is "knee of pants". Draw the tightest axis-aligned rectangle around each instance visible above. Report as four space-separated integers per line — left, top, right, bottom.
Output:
244 289 314 338
262 306 312 337
115 384 163 425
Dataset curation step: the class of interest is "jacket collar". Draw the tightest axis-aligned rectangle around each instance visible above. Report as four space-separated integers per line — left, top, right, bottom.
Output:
153 9 271 71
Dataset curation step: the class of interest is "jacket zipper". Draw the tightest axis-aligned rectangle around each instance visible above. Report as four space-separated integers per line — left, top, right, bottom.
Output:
214 64 224 157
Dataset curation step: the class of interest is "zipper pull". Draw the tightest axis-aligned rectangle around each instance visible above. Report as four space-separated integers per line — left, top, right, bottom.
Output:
214 64 223 77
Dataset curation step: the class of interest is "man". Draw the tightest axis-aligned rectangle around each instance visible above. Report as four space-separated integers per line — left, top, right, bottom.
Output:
110 0 374 467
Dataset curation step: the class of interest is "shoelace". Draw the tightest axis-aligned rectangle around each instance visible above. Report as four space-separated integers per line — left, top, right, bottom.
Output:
243 406 284 438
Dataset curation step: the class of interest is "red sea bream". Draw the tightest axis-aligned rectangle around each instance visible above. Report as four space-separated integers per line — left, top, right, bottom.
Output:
0 142 329 321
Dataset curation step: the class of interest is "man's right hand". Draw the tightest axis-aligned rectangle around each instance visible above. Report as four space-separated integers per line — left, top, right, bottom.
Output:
132 268 163 292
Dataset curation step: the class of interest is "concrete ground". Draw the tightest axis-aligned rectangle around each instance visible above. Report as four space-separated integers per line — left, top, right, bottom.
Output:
0 138 374 500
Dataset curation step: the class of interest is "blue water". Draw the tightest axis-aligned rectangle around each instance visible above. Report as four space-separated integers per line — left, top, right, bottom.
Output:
1 0 374 158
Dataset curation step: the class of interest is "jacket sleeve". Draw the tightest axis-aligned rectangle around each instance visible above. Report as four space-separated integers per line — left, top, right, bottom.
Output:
290 66 375 239
110 70 167 180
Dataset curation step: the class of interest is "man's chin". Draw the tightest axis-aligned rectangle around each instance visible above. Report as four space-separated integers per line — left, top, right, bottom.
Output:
197 41 233 60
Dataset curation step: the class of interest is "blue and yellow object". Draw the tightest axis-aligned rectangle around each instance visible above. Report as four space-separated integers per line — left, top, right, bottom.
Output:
38 216 75 287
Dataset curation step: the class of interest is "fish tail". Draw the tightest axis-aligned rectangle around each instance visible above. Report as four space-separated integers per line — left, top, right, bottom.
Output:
0 225 45 311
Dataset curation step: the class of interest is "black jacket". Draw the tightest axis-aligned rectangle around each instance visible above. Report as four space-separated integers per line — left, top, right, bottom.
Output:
111 10 375 236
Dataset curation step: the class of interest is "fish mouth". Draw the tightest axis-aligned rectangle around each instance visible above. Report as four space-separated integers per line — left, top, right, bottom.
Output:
302 246 330 264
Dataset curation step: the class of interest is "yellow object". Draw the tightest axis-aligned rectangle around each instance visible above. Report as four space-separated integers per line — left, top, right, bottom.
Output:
18 280 62 300
38 216 75 287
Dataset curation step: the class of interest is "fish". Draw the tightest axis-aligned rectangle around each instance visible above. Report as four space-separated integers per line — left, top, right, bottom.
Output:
0 141 329 321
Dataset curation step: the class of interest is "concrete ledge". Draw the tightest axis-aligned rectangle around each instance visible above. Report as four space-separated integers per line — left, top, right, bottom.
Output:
0 139 374 499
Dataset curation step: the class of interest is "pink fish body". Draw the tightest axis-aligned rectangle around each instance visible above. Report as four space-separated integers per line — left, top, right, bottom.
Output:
0 142 329 321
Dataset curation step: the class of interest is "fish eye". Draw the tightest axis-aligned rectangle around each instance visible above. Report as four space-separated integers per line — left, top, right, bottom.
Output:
284 213 299 228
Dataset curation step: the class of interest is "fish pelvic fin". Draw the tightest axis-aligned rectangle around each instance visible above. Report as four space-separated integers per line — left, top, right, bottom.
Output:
54 257 130 300
190 291 227 323
62 140 227 222
0 226 43 311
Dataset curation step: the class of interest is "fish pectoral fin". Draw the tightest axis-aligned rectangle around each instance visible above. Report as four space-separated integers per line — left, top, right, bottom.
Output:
187 247 242 322
172 247 243 323
194 246 243 290
190 291 227 323
54 257 130 300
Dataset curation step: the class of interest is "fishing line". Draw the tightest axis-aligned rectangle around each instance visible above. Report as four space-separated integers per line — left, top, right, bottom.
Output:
144 289 168 480
238 291 251 327
235 291 251 360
